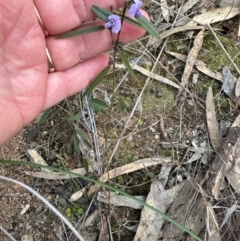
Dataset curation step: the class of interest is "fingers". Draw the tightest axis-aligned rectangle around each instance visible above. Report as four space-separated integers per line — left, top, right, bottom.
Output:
34 0 125 35
46 17 147 71
43 54 109 110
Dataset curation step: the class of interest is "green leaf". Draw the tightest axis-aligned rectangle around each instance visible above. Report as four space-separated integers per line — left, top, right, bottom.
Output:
82 158 89 173
73 137 81 154
38 108 52 126
117 97 127 111
119 52 136 79
56 25 105 39
82 65 110 97
74 128 87 140
92 5 143 29
89 98 108 110
68 114 83 121
92 5 111 22
136 16 161 39
146 171 156 179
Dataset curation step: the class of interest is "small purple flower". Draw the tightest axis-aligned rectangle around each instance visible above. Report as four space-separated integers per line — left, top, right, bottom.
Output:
129 0 143 18
104 14 121 33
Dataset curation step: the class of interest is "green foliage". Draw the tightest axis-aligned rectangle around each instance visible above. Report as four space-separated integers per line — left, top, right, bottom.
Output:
66 204 85 219
82 65 110 97
89 98 108 110
56 26 105 39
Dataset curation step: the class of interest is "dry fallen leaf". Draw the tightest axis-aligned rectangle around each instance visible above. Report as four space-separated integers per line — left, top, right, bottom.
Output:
178 29 205 95
188 7 240 26
26 149 51 172
87 157 172 196
166 51 223 81
198 185 220 241
206 87 223 151
25 168 87 179
161 0 170 22
134 180 166 241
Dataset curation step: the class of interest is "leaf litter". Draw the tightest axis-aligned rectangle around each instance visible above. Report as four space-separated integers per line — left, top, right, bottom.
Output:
3 1 240 240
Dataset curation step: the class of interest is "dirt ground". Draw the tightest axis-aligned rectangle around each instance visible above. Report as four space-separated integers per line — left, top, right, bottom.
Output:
1 0 240 241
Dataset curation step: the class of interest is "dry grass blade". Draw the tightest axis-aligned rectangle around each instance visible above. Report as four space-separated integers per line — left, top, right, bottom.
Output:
178 29 205 95
88 157 172 196
206 87 223 152
133 180 166 241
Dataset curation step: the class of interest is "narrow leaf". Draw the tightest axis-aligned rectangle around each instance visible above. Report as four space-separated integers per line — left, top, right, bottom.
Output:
73 137 81 154
56 25 105 39
119 52 136 79
38 108 52 126
89 98 108 110
92 5 111 22
117 97 127 111
74 128 87 140
136 16 161 39
92 5 143 29
82 158 89 173
83 65 110 97
69 114 82 121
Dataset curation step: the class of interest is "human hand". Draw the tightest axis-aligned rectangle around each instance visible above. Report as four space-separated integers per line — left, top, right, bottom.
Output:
0 0 147 145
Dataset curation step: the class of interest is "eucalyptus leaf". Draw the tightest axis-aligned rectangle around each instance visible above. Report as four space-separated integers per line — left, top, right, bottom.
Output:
119 52 136 79
136 16 161 39
89 98 108 110
56 25 105 39
82 65 110 97
92 5 143 29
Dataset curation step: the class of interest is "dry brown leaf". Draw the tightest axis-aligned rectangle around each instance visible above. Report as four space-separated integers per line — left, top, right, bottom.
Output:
178 29 205 95
161 0 170 22
162 177 205 239
166 51 223 81
206 87 223 151
98 215 109 241
87 157 172 196
25 168 86 179
26 149 51 172
161 25 205 39
235 78 240 97
97 183 184 210
188 7 240 26
225 127 240 194
198 185 220 241
134 180 166 241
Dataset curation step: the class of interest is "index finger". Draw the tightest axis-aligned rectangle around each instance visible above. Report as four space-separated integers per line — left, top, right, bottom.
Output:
34 0 126 35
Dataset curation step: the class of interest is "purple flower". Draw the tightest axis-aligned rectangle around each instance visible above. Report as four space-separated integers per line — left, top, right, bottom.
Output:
104 14 121 33
129 0 143 18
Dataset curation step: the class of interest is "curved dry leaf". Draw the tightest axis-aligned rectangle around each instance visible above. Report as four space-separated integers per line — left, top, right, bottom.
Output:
87 157 172 196
206 87 223 151
178 29 205 95
188 7 240 26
